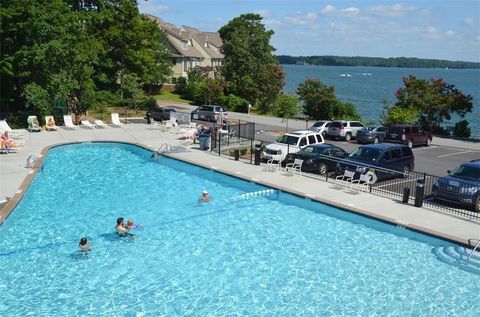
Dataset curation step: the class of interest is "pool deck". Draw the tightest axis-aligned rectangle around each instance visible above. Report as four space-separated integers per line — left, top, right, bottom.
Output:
1 123 479 247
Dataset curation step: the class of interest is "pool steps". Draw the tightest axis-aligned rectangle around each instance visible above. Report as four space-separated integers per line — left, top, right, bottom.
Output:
433 245 480 274
236 189 277 200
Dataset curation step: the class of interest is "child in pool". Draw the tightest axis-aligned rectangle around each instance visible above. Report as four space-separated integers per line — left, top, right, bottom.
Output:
125 219 142 230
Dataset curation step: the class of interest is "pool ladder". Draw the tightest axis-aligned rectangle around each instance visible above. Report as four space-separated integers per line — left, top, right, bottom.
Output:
468 239 480 261
25 155 38 168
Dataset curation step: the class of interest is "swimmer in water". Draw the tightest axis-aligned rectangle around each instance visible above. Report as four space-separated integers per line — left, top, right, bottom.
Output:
79 237 91 252
198 190 212 203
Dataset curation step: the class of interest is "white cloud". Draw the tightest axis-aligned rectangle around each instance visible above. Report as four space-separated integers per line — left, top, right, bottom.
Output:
138 2 169 14
254 9 271 19
284 12 318 25
321 5 360 18
445 30 456 38
464 18 479 26
322 5 336 14
424 26 441 39
367 4 414 17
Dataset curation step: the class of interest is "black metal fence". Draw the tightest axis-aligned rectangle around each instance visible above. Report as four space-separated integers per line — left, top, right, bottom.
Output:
175 118 479 222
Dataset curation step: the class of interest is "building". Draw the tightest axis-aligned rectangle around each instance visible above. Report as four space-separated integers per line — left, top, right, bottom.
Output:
146 15 224 84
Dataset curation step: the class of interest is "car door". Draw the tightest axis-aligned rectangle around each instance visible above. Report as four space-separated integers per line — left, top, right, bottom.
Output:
307 135 316 146
376 127 387 141
330 147 348 169
298 136 308 148
411 126 421 144
417 127 428 144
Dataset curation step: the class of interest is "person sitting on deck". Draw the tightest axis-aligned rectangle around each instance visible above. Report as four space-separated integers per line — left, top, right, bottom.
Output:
1 131 18 148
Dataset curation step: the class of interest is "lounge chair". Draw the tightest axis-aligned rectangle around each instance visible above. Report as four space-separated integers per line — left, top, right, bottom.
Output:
0 146 19 154
45 116 58 131
94 120 108 128
81 120 95 129
0 120 27 138
63 115 78 129
148 118 162 130
111 113 124 127
285 159 303 175
27 116 41 132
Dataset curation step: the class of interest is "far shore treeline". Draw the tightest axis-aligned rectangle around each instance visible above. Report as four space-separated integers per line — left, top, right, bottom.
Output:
277 55 480 69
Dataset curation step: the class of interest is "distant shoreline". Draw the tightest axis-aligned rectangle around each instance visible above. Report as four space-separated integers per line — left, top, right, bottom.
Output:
277 55 480 70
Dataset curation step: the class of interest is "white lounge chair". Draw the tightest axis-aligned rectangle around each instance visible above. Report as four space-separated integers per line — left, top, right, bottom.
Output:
27 116 41 132
63 115 78 129
265 154 283 173
148 118 162 130
0 146 19 154
81 120 95 129
351 172 373 191
111 113 124 127
44 116 58 131
285 159 303 175
0 120 27 138
94 120 108 128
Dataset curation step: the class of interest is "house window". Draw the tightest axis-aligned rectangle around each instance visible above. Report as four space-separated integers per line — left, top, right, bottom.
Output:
184 60 188 72
189 39 193 46
181 41 188 50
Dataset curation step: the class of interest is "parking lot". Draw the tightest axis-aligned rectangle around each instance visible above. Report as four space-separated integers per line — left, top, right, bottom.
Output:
153 103 480 177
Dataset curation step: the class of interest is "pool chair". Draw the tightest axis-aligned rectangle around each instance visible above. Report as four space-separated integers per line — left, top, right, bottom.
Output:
94 120 108 128
81 120 95 129
111 113 124 127
148 118 162 130
265 154 283 173
27 116 42 132
285 159 303 175
63 115 78 129
0 145 19 154
44 115 58 131
0 120 27 138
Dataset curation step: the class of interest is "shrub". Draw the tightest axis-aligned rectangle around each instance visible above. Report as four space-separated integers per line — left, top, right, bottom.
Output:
453 120 471 138
225 94 249 112
175 77 187 96
142 97 157 110
240 148 248 155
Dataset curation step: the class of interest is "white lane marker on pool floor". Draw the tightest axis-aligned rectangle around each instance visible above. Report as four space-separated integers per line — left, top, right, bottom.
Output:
437 150 472 158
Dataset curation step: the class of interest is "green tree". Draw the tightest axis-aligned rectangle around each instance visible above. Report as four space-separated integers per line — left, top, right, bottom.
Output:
219 13 283 108
123 73 147 113
297 79 361 120
273 93 300 132
381 103 421 127
197 77 225 105
453 120 471 138
22 83 52 119
255 64 285 113
393 75 473 131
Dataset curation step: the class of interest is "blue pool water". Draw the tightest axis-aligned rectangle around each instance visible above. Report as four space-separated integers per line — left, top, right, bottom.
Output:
0 143 479 316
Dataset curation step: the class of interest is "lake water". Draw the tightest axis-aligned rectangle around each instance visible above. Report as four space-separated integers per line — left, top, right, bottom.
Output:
282 64 480 138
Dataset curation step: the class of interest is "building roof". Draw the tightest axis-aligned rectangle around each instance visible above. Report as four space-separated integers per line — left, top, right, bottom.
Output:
145 14 223 60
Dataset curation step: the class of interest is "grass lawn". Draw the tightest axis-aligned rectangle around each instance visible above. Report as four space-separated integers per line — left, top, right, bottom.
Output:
153 92 191 104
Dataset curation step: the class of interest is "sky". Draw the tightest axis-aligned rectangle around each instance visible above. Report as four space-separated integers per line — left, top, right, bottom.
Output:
138 0 480 62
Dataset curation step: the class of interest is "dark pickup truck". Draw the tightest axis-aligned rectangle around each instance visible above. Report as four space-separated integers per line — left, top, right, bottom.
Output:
384 125 432 148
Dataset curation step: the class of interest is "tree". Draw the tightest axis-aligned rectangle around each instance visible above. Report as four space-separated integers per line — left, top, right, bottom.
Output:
381 104 421 127
273 93 300 132
453 120 471 138
219 13 283 108
123 73 147 114
393 75 473 131
297 79 361 120
197 77 225 105
255 64 285 113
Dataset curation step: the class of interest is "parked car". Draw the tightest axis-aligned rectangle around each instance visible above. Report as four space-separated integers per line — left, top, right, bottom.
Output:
263 130 325 161
145 107 176 123
309 120 333 137
384 125 432 148
191 105 228 122
282 144 348 175
335 143 415 183
356 126 387 144
327 120 365 141
432 160 480 212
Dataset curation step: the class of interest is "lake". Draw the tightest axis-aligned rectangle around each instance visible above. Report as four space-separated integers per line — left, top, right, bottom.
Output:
282 64 480 138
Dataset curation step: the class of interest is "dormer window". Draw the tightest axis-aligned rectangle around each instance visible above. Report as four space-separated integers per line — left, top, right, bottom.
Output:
189 39 193 46
181 41 188 50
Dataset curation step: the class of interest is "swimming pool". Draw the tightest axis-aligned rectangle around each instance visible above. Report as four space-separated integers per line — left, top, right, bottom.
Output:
0 142 479 316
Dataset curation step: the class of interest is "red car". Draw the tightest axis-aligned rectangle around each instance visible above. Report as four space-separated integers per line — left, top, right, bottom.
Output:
384 125 432 148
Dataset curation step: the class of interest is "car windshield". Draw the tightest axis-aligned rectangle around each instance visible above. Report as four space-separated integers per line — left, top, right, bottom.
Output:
349 147 382 162
450 164 480 181
277 135 299 145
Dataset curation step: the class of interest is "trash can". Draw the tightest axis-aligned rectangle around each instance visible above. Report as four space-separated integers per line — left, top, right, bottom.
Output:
198 134 210 151
234 149 240 161
414 180 425 207
254 148 261 165
402 187 410 204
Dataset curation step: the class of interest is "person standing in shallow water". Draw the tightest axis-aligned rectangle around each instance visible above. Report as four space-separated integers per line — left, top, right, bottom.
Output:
198 190 212 203
79 237 91 252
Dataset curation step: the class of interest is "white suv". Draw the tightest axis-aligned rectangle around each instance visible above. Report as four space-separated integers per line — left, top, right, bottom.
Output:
327 120 365 141
263 130 325 161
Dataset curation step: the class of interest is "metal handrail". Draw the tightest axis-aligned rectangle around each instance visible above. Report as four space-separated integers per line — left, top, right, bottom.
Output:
25 155 38 168
468 239 480 260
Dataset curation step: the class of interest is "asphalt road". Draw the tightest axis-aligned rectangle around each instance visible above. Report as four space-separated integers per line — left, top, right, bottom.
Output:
145 104 480 177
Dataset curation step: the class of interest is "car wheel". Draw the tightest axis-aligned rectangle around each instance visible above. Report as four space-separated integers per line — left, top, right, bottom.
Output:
402 165 411 178
407 139 413 148
475 196 480 213
322 131 327 138
374 137 379 144
318 162 328 175
345 133 352 141
425 138 432 146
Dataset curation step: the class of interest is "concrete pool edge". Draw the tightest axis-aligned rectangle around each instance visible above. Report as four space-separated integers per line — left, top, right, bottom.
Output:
0 140 477 250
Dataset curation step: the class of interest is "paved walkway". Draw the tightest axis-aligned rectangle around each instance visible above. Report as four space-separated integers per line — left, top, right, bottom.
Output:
1 123 479 246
